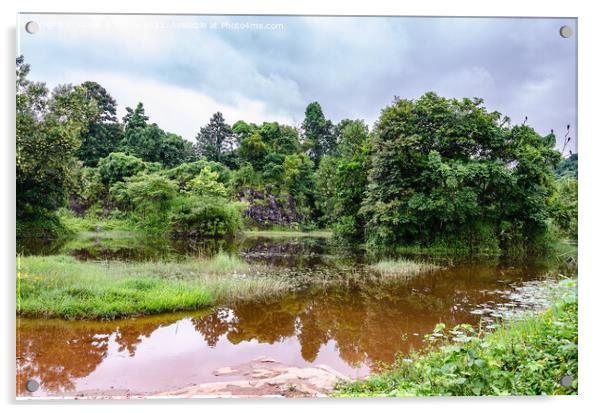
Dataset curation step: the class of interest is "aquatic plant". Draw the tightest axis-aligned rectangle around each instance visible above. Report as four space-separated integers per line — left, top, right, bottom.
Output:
369 258 442 278
335 279 578 396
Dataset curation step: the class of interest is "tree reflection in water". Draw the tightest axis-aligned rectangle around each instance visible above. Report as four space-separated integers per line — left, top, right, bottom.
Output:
17 237 552 396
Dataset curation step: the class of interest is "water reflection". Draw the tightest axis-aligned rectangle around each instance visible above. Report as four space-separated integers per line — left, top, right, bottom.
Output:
17 234 334 265
17 261 551 397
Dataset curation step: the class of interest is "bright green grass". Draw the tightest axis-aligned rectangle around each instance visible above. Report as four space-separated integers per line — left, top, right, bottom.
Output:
335 279 578 396
552 241 578 260
369 258 442 278
17 253 288 320
58 209 136 234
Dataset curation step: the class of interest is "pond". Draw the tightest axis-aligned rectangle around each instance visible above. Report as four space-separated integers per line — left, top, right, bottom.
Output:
16 234 566 397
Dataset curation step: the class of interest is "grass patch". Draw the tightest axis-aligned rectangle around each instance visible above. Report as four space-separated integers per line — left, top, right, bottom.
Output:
17 253 288 320
58 209 136 234
334 279 577 396
369 258 442 278
552 241 578 261
244 230 332 239
201 251 251 274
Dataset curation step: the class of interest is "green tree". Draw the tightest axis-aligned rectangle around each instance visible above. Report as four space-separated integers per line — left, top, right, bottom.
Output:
239 132 268 169
332 120 370 241
76 81 123 167
122 102 148 135
120 102 149 156
302 102 335 167
161 159 231 191
230 163 262 191
110 174 178 230
154 132 196 167
261 152 286 187
282 153 317 223
552 177 578 241
16 56 97 234
555 153 578 179
316 120 370 238
232 120 257 145
121 103 196 167
97 152 147 185
195 112 234 163
187 166 229 198
361 92 561 254
168 196 243 238
316 155 339 225
259 122 301 155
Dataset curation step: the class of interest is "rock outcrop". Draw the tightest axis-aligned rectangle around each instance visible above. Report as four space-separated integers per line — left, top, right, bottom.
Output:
155 357 348 398
239 188 302 227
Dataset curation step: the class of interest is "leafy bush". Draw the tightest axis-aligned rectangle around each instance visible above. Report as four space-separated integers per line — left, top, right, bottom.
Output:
97 152 148 185
110 174 178 231
168 196 244 237
552 178 578 241
231 163 263 191
161 159 231 191
187 166 229 198
336 280 578 396
16 210 70 239
361 93 561 255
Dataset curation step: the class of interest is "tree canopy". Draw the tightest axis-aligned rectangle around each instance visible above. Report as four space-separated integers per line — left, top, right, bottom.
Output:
361 93 562 254
17 57 575 252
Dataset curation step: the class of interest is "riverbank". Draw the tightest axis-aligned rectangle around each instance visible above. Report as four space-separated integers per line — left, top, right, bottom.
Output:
334 278 577 396
17 253 290 320
17 229 448 320
16 253 440 320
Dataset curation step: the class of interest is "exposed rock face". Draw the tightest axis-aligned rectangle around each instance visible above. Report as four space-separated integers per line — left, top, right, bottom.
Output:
239 188 302 227
155 357 348 398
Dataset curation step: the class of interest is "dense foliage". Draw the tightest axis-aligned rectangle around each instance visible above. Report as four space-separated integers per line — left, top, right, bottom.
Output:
16 57 577 254
335 279 578 396
361 93 562 255
552 154 578 240
16 57 96 237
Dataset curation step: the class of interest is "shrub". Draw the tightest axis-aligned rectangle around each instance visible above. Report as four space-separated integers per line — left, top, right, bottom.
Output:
168 196 244 237
161 160 231 191
231 163 263 191
187 166 229 198
361 93 561 255
335 280 578 396
16 210 70 239
552 178 578 241
110 174 178 231
97 152 147 185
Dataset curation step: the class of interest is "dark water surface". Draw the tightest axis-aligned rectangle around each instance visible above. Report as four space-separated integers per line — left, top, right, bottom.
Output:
17 235 559 397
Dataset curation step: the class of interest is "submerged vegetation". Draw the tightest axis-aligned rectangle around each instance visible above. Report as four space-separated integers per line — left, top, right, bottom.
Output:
17 254 288 320
335 279 577 396
369 258 441 278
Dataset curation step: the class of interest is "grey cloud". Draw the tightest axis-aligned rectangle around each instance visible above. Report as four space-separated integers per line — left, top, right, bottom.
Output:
19 14 577 152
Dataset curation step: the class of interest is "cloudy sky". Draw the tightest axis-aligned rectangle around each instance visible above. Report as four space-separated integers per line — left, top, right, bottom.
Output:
18 14 577 152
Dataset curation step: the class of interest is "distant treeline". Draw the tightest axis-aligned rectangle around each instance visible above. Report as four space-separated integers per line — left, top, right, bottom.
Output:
16 56 577 255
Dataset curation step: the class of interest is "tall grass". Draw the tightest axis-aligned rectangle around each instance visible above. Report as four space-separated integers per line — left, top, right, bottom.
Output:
58 209 135 234
369 258 442 278
17 254 288 320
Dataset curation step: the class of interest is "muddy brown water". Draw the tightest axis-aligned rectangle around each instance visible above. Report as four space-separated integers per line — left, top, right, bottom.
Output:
16 235 563 397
